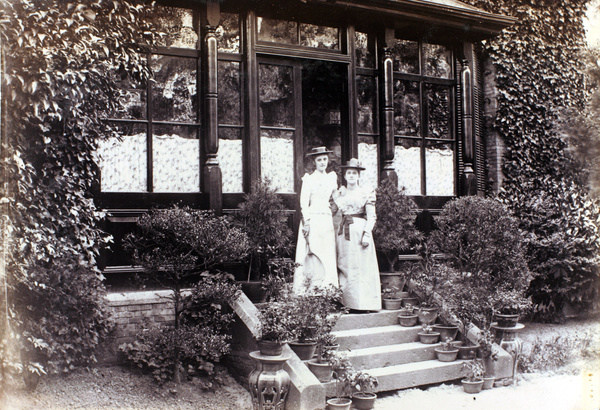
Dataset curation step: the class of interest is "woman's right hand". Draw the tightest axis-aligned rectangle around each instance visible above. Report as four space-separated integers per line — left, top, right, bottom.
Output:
302 223 310 237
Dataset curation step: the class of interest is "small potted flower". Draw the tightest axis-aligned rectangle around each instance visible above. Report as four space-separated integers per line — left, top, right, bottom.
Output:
308 333 340 383
461 359 485 393
349 370 379 410
434 337 459 362
327 353 355 410
256 301 295 355
397 304 418 327
381 286 402 310
478 329 498 389
417 324 440 344
491 289 532 328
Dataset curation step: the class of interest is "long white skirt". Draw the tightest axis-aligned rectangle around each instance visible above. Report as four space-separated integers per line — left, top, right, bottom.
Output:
293 213 339 294
336 217 381 310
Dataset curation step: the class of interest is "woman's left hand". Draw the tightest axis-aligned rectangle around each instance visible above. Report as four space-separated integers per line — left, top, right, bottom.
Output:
361 232 370 248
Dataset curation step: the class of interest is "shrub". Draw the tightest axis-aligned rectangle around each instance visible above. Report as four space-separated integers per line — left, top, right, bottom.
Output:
11 257 113 385
428 196 530 292
120 273 240 385
373 178 422 271
123 208 248 383
235 178 293 281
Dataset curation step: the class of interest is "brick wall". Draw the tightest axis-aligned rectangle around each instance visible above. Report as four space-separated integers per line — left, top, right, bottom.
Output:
99 290 175 364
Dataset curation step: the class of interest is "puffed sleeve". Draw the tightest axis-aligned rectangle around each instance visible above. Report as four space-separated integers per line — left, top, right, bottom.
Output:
299 173 311 223
363 189 377 234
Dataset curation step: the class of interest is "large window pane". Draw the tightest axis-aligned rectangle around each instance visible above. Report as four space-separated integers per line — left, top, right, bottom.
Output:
218 61 241 125
394 80 420 136
151 55 198 122
300 23 339 49
105 66 146 120
394 139 421 195
257 17 297 44
423 43 452 78
259 64 294 127
358 140 378 191
155 6 198 49
357 75 377 134
355 31 375 68
217 13 240 53
426 84 451 139
219 128 243 193
426 141 454 196
97 123 147 192
261 130 294 193
152 125 200 192
392 40 419 74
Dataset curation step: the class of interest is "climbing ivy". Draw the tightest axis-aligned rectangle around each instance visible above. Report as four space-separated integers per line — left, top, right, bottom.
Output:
463 0 600 319
0 0 163 386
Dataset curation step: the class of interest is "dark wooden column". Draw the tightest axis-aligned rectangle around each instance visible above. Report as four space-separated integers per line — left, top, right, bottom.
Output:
202 2 223 213
379 28 398 186
460 57 476 196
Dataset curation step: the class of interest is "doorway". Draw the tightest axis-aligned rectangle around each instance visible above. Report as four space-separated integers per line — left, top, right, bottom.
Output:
257 57 347 193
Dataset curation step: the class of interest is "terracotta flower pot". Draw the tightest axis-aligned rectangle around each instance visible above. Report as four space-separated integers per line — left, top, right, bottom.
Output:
461 378 484 394
417 331 440 344
434 347 459 362
397 314 418 327
417 307 439 325
432 324 459 341
382 298 403 310
457 344 480 360
289 340 317 360
494 313 520 328
401 297 418 307
257 339 284 356
352 392 377 410
482 377 495 390
326 397 352 409
307 359 333 382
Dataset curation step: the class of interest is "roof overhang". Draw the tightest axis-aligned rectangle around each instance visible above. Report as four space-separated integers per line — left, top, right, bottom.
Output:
334 0 516 41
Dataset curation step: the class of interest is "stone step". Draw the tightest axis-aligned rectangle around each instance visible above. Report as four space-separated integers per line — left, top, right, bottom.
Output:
324 359 467 396
332 324 421 349
333 310 403 331
343 341 440 369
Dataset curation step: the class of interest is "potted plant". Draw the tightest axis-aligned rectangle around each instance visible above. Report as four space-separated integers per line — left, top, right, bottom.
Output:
491 289 532 328
434 338 459 362
256 301 295 356
373 178 423 273
478 329 498 389
349 370 379 410
289 285 345 360
397 305 418 327
461 359 485 394
381 286 402 309
417 324 440 344
326 353 355 410
235 178 293 303
307 333 340 383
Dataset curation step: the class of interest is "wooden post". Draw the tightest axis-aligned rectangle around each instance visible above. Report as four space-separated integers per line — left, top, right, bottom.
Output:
380 29 398 186
203 2 223 214
460 58 476 196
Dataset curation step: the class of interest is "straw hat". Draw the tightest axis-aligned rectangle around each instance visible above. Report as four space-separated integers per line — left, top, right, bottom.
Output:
340 158 365 171
306 146 333 157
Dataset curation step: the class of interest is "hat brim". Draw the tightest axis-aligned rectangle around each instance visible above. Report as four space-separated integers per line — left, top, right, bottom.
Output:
340 165 365 171
306 150 333 156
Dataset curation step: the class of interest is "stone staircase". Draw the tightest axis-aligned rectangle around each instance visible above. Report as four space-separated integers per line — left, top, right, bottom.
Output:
323 310 469 395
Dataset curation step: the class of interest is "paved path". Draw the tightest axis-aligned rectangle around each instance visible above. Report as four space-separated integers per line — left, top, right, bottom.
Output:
373 372 600 410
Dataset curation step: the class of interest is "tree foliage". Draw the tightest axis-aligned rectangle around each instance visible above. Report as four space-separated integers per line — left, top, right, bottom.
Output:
0 0 162 387
463 0 600 319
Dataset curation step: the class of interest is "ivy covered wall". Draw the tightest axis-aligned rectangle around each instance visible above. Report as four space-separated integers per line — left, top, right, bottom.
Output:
464 0 600 319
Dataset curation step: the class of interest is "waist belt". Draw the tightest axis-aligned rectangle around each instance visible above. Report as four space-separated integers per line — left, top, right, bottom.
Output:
338 213 366 240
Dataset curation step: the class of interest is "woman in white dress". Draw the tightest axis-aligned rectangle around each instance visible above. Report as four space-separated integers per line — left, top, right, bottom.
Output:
293 147 339 294
334 158 381 311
